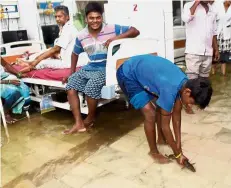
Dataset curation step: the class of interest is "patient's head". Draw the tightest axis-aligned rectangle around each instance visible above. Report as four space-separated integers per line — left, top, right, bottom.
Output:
54 5 69 26
85 2 103 31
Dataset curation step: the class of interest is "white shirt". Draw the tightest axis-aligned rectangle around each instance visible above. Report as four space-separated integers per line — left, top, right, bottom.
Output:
182 2 217 56
212 2 231 40
54 21 78 65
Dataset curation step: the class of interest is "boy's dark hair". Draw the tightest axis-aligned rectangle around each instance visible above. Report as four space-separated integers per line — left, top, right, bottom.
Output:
85 2 103 16
185 78 213 109
54 5 69 16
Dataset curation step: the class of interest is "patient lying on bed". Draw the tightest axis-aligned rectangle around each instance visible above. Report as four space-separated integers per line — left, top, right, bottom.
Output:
16 5 78 73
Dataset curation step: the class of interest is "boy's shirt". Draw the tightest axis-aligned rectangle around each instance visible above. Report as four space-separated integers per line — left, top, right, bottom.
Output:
73 24 130 71
122 54 188 112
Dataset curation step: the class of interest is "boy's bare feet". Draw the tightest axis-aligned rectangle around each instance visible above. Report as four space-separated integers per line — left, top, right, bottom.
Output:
83 116 95 128
5 114 17 124
148 152 171 164
63 123 86 135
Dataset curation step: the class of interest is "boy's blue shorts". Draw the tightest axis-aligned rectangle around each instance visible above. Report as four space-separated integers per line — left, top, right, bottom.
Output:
116 65 155 109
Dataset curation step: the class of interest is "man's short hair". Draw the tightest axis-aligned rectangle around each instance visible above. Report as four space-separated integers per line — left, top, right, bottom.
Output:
85 2 103 16
54 5 69 16
185 77 213 109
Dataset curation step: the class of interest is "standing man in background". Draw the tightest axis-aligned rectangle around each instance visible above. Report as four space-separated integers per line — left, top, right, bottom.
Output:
182 0 219 79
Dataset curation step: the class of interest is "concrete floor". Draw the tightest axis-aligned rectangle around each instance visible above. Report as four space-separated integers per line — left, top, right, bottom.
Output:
1 65 231 188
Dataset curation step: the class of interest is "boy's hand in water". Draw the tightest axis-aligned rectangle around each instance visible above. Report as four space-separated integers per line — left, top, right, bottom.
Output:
176 154 188 165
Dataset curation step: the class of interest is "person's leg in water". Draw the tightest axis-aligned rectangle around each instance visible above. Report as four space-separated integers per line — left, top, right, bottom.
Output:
141 102 170 164
83 71 106 127
221 62 226 76
3 90 21 124
155 106 167 145
211 64 216 75
64 89 86 134
84 96 97 127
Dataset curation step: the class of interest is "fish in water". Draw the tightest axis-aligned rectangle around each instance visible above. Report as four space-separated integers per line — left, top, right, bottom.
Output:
165 154 196 172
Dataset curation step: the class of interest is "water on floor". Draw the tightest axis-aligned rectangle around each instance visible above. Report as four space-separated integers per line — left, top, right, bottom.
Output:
1 65 231 188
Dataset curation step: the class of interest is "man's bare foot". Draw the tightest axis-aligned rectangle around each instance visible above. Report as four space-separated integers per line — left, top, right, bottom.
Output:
83 117 95 128
148 152 171 164
63 125 86 135
5 114 17 124
157 139 167 145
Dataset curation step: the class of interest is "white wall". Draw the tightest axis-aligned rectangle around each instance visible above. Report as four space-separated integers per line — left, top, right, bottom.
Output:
105 1 174 62
63 0 75 24
18 0 41 41
104 1 174 86
0 0 42 43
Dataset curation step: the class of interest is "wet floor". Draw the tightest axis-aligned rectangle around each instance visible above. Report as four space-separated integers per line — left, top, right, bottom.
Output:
1 64 231 188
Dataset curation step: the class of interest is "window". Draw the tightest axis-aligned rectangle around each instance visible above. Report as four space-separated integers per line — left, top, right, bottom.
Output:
173 0 192 26
173 1 181 26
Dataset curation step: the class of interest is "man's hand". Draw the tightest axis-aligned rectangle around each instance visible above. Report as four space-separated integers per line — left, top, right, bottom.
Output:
16 58 30 67
20 73 28 78
30 61 38 69
104 37 117 48
176 154 188 165
19 64 34 74
214 49 220 62
9 80 20 86
62 76 69 84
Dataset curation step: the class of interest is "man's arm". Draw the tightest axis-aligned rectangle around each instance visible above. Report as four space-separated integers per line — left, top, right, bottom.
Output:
104 26 140 48
213 35 219 61
182 1 200 23
31 45 61 67
62 52 78 84
114 26 140 40
160 109 181 156
62 36 84 84
190 1 201 16
212 12 219 61
172 99 183 152
70 52 78 75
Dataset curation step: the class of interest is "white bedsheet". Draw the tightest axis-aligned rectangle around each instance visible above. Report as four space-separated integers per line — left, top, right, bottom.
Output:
23 50 89 69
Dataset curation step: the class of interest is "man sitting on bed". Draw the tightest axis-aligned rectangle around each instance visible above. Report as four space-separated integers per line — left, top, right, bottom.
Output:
17 5 78 73
62 2 140 134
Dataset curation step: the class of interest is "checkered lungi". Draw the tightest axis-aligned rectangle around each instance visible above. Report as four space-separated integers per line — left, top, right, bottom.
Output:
66 69 106 99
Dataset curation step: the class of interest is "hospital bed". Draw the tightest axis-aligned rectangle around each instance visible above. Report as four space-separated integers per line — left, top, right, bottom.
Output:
0 38 159 138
